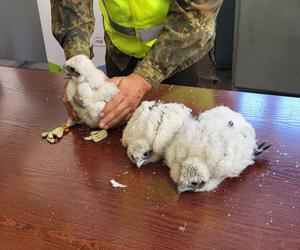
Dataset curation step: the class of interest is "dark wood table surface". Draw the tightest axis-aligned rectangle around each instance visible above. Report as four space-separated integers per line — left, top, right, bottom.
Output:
0 66 299 250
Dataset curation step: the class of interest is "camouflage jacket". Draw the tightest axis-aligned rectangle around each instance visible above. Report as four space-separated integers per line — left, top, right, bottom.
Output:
50 0 223 87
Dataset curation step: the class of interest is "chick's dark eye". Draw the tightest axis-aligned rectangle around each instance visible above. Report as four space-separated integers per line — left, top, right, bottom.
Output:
142 151 151 159
130 154 134 161
66 66 74 72
66 66 80 77
191 181 205 187
199 181 205 187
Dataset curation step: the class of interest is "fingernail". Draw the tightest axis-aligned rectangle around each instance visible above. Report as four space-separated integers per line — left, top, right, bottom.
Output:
99 113 104 118
100 123 105 128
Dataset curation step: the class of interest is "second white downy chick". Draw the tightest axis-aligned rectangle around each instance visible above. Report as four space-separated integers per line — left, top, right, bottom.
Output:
165 106 271 193
64 54 119 128
122 101 192 168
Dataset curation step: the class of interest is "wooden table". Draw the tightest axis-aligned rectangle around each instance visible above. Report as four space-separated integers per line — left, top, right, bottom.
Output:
0 66 299 249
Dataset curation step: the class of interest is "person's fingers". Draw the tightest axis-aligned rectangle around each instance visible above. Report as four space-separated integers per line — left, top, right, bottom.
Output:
64 101 77 120
62 85 69 103
106 107 132 129
62 93 67 103
110 112 132 129
65 105 74 120
62 80 70 98
62 83 78 120
100 93 124 118
125 112 132 121
99 98 129 128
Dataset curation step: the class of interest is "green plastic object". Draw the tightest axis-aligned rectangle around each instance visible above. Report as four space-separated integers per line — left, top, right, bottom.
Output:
41 127 64 144
84 130 108 143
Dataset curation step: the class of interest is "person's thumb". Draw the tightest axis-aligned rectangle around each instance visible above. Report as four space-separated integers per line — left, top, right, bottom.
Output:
107 76 123 86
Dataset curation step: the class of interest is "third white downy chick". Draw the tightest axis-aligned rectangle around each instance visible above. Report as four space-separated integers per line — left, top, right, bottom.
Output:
122 101 192 168
165 106 271 193
64 54 119 128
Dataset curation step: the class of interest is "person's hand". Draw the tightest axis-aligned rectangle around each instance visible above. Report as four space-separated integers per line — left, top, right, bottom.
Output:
62 81 78 120
99 73 152 129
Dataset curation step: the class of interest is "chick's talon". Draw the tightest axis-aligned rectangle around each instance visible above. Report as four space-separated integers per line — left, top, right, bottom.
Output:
51 127 64 138
41 132 49 138
41 126 65 144
84 130 108 143
47 137 56 144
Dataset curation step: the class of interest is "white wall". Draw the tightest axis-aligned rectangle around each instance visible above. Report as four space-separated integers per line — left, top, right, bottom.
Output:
0 0 47 62
0 0 106 70
233 0 300 95
37 0 106 71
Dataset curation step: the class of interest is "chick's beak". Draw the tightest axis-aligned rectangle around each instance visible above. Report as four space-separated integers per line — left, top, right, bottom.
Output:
177 184 194 194
62 65 80 79
136 160 144 168
61 64 71 79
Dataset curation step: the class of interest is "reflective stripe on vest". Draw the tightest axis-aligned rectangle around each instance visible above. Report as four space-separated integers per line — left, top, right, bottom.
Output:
98 0 170 58
101 0 164 42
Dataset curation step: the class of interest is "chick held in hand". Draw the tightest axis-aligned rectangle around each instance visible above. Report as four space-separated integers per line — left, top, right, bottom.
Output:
63 54 119 141
64 54 119 128
122 101 192 168
165 106 271 193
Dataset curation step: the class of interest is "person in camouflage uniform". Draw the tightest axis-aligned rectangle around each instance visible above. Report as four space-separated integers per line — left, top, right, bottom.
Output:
51 0 223 129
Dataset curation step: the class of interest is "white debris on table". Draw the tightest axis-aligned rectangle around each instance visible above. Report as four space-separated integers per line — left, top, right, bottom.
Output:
178 222 188 232
110 179 127 188
41 119 78 144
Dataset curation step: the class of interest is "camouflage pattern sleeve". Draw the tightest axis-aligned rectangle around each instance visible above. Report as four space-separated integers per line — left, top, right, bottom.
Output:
50 0 95 60
134 0 224 87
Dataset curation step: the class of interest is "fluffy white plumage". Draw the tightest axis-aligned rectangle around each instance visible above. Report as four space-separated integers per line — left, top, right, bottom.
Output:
122 101 192 168
165 106 269 193
65 54 119 128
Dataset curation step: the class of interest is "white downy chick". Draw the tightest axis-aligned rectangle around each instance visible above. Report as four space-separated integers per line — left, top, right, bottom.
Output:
122 101 192 168
64 54 119 128
165 106 271 193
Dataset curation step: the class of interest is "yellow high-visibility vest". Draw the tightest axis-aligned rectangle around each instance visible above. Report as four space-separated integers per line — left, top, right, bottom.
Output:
98 0 171 58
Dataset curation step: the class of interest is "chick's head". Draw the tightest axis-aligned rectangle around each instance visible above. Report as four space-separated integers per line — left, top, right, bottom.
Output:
177 159 210 193
127 139 154 168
